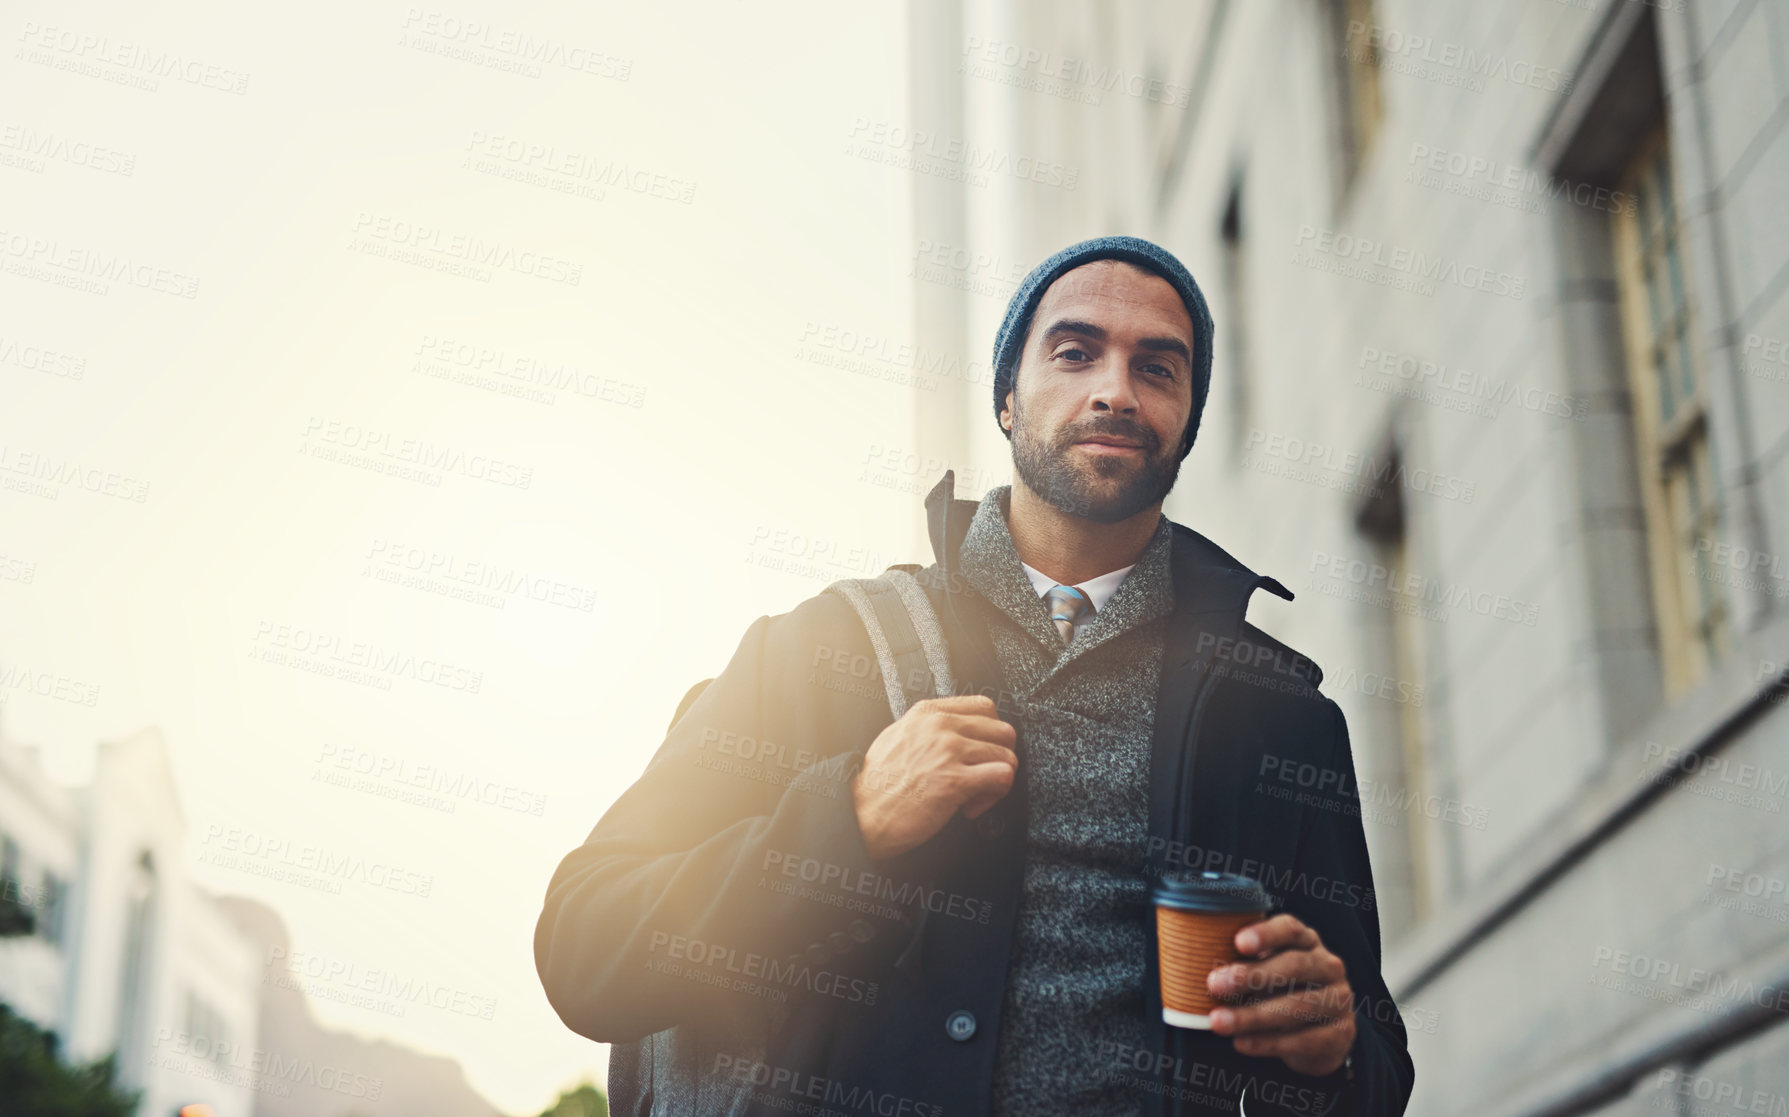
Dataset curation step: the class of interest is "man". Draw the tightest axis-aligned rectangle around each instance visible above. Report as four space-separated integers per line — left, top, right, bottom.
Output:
535 236 1414 1116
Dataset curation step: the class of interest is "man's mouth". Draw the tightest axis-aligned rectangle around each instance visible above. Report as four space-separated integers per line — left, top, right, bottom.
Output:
1074 438 1145 455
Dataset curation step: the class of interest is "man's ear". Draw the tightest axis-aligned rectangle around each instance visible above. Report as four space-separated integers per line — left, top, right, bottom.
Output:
1001 388 1014 431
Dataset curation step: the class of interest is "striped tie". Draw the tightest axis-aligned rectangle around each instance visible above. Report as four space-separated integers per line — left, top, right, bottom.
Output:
1044 584 1095 645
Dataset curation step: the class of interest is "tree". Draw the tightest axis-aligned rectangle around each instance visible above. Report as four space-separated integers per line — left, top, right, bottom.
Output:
0 1002 140 1117
535 1081 609 1117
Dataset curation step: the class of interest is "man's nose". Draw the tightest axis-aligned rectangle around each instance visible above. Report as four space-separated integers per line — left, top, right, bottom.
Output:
1087 355 1140 415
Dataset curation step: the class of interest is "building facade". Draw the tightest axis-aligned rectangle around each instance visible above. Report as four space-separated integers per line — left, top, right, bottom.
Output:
0 723 505 1117
0 727 263 1116
906 0 1789 1112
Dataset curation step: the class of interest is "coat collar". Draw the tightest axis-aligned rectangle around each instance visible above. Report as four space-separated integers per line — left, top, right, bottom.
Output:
953 483 1177 664
924 469 1294 636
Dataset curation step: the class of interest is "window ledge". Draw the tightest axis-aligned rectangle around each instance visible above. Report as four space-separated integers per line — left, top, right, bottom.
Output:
1386 600 1789 998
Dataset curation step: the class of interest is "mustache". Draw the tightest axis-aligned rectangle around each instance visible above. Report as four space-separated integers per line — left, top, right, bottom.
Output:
1058 418 1159 451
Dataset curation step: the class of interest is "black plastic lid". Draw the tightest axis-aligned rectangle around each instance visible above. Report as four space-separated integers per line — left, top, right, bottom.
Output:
1152 871 1270 914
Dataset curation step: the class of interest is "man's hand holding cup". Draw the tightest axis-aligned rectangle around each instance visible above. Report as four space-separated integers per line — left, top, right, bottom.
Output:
1207 913 1357 1077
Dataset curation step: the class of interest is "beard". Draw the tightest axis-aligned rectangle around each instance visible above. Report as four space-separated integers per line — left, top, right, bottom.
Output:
1010 394 1185 524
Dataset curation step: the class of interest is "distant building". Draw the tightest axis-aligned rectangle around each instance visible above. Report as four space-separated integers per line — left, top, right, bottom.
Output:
0 723 506 1117
907 1 1789 1113
0 728 261 1117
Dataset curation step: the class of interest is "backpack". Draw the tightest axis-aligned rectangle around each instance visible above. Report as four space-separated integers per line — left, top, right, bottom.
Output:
823 565 958 720
611 585 947 1117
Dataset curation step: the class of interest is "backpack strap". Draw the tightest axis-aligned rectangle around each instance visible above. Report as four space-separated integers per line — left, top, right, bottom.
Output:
824 566 956 720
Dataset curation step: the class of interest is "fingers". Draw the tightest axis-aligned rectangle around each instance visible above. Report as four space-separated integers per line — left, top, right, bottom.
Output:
957 760 1018 818
1208 947 1347 1002
916 694 998 716
1227 1017 1356 1075
1234 913 1319 957
953 737 1019 768
859 739 1013 798
959 759 1018 794
913 696 1014 746
1209 915 1354 1066
1209 981 1354 1036
937 711 1018 747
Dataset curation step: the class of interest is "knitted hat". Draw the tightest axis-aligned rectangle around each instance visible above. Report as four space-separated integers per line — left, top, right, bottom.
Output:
992 235 1214 462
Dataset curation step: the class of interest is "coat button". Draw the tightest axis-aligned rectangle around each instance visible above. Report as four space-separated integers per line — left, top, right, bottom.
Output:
848 919 874 943
827 931 850 955
805 942 833 967
945 1010 976 1042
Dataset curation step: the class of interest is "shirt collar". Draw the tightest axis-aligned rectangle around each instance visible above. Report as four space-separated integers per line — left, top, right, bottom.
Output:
956 484 1176 659
1018 559 1136 615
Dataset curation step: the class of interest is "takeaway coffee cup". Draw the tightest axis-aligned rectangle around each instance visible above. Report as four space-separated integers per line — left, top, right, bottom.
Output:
1153 871 1271 1029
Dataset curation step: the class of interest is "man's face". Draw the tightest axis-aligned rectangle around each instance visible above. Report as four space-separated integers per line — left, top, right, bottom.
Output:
1002 259 1196 524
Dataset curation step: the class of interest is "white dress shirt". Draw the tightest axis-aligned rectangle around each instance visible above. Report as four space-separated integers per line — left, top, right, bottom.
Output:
1018 559 1136 614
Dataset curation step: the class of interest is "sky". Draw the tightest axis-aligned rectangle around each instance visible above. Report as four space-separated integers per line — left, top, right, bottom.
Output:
1 1 927 1110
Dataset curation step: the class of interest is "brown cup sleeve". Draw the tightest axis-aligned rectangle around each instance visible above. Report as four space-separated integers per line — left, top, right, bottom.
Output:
1156 907 1264 1019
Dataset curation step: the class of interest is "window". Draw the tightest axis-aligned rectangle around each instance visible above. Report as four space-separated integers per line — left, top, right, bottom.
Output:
1382 531 1435 923
1611 123 1728 695
37 872 65 946
1326 0 1384 200
184 989 231 1066
1531 3 1723 731
0 833 26 936
1353 443 1450 936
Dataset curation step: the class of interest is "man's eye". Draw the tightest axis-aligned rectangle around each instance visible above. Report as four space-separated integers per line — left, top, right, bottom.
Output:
1056 347 1091 362
1143 363 1174 378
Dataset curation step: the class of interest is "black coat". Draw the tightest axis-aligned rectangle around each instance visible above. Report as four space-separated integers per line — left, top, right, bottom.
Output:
535 472 1414 1116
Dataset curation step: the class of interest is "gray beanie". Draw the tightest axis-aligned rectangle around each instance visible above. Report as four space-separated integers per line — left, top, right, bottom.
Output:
992 235 1214 462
